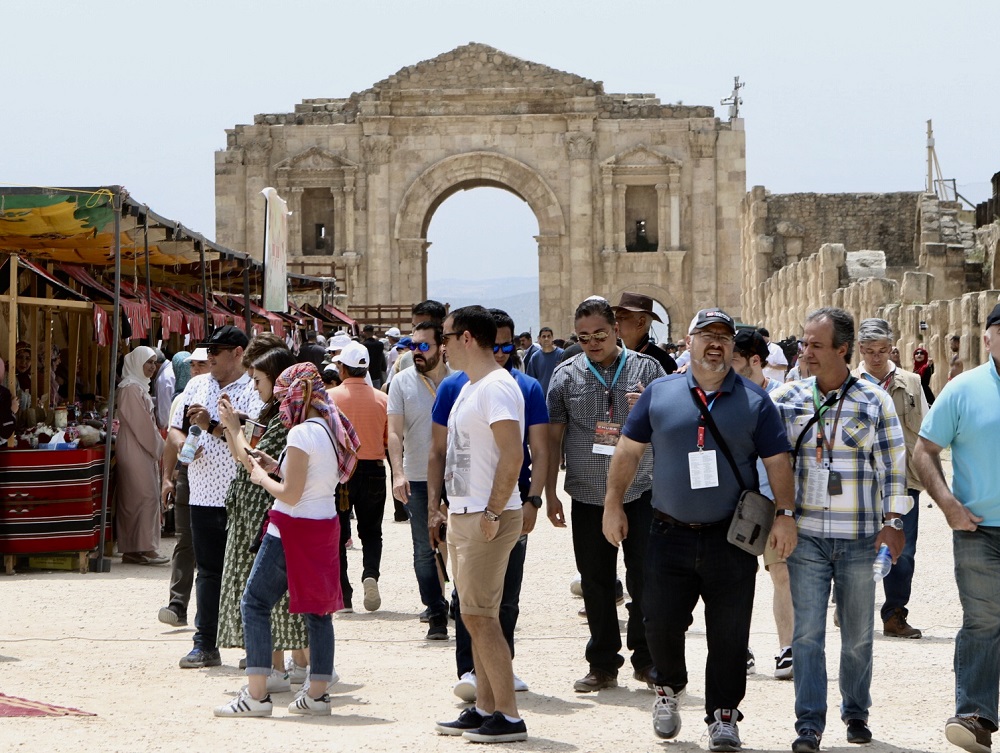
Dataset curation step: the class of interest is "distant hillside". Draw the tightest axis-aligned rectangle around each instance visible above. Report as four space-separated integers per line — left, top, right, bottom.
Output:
428 276 544 336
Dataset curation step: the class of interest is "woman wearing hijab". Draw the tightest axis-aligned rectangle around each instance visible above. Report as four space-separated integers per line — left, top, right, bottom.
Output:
115 346 167 565
214 362 359 718
912 347 935 406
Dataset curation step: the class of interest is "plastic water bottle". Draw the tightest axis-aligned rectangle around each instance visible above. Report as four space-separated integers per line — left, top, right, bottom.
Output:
178 425 203 465
872 543 892 582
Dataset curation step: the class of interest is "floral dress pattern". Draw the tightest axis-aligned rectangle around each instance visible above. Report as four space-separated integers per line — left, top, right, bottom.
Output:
217 413 308 650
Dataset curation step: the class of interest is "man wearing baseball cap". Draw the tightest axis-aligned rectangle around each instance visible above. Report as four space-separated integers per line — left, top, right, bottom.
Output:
331 341 389 612
604 307 795 748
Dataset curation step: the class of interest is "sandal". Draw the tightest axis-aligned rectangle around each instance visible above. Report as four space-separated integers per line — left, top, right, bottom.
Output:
122 552 169 565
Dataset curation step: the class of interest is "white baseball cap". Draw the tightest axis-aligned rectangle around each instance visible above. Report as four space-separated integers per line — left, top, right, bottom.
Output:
186 347 209 362
331 342 369 369
386 327 401 338
326 333 353 352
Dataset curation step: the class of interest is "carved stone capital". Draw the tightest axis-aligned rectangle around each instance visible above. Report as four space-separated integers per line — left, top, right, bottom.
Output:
565 133 595 160
243 138 272 166
688 128 717 159
362 136 393 173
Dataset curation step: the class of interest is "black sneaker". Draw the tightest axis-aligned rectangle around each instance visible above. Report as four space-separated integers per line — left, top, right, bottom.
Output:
946 715 993 753
179 648 221 669
419 608 431 623
846 718 872 744
426 613 448 641
436 707 486 736
462 711 528 743
793 728 822 753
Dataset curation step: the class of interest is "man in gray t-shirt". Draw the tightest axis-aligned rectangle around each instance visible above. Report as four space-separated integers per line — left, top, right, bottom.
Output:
386 321 452 639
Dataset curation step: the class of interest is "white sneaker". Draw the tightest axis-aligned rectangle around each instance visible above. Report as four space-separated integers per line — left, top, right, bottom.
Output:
453 671 477 703
288 689 331 716
652 685 681 739
513 675 529 692
284 658 308 685
363 577 381 611
213 688 272 718
265 669 291 693
301 667 340 695
707 708 741 751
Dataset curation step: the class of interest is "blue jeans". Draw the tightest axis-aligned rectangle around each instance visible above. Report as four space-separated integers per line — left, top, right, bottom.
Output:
880 489 920 620
571 493 652 675
454 534 527 678
407 482 447 618
241 533 335 682
953 526 1000 730
788 533 876 735
643 518 757 720
190 505 228 651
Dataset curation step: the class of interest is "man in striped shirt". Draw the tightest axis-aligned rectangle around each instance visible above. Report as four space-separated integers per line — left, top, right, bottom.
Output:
770 307 910 753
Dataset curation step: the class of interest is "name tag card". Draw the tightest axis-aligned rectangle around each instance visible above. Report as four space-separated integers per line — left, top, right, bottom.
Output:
689 450 719 489
592 421 621 456
804 466 830 507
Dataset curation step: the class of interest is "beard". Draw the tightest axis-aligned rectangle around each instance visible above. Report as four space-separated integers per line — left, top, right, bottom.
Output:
415 353 439 373
696 356 727 373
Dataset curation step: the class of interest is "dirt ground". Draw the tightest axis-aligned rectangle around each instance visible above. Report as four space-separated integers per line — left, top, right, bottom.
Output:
0 465 970 753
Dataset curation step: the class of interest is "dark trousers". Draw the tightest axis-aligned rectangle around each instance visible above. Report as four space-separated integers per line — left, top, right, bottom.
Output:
644 517 758 721
190 504 228 651
337 459 386 605
881 489 920 620
453 534 528 678
167 466 195 616
571 493 653 675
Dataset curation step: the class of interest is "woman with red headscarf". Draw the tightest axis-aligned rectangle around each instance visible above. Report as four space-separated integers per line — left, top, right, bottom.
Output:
912 347 935 406
213 362 359 719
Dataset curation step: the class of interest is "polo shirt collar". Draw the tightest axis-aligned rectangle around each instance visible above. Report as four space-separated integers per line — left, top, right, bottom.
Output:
684 365 737 394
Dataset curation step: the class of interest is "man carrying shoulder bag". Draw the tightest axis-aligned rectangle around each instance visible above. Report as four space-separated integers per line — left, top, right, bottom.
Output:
602 308 797 751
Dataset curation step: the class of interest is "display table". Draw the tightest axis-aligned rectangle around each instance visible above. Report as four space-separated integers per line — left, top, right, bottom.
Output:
0 446 111 574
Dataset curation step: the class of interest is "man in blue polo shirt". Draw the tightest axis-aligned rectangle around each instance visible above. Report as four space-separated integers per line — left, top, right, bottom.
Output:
914 302 1000 753
429 308 550 703
603 308 796 751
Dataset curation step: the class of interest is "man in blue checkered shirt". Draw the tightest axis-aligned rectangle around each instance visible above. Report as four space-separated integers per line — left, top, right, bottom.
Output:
770 307 910 753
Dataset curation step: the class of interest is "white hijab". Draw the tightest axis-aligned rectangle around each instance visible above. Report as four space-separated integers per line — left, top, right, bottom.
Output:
119 346 157 392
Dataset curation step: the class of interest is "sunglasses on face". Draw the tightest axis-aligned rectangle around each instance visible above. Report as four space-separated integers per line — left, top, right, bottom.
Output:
493 342 516 354
207 345 236 356
577 331 611 345
408 341 432 352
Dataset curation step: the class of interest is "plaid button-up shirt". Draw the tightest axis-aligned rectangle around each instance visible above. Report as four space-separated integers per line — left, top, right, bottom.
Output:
771 375 911 539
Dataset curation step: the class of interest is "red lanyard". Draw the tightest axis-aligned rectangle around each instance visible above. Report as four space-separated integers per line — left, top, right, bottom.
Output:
694 387 719 449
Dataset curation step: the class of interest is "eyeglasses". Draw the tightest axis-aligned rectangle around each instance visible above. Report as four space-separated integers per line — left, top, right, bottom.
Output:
694 332 734 345
408 341 432 352
207 345 236 356
577 331 611 345
493 342 516 354
442 331 464 342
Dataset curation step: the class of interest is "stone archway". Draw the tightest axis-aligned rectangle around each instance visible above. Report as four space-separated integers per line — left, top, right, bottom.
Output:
394 151 566 324
610 284 680 342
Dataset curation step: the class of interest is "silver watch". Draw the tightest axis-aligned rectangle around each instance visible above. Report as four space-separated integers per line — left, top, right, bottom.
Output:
882 517 904 531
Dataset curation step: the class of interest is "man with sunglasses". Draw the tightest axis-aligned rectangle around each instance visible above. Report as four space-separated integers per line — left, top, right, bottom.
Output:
387 321 454 639
429 309 550 705
546 297 666 694
166 325 263 669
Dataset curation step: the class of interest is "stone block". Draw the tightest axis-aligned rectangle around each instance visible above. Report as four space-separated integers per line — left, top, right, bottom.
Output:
900 271 933 305
846 250 886 279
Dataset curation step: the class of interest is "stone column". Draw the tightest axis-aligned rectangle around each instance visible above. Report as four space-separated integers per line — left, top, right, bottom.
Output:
343 169 356 252
602 166 615 252
286 187 304 257
655 183 669 253
537 235 565 331
330 187 344 254
615 183 628 252
242 135 272 261
566 131 595 303
362 134 392 305
688 127 718 306
397 238 426 305
669 167 682 250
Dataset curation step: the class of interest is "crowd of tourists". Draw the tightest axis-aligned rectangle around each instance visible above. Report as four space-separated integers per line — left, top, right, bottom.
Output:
112 291 997 753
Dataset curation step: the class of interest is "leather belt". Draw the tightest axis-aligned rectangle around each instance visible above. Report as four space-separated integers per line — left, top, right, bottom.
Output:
652 509 729 530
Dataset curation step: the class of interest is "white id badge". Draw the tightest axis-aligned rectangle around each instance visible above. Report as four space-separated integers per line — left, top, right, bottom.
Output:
688 450 720 489
804 466 830 508
591 421 621 456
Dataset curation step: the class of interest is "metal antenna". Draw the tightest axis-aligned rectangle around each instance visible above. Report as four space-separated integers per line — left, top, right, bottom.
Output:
721 76 744 119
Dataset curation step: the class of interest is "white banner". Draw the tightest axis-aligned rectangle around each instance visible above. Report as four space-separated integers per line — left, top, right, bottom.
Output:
261 187 289 312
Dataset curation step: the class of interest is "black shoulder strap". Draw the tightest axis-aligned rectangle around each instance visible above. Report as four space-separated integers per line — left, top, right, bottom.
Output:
789 376 858 469
689 388 748 491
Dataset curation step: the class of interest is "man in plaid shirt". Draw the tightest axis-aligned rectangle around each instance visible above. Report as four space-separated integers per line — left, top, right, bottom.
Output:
771 307 910 753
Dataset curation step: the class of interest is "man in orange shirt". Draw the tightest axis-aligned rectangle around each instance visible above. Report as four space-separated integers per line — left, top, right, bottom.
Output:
331 342 389 612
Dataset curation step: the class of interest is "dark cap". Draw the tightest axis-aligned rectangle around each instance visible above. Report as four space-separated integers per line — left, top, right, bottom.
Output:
199 325 249 349
687 308 736 335
362 323 375 332
987 303 1000 330
613 291 662 322
734 329 769 361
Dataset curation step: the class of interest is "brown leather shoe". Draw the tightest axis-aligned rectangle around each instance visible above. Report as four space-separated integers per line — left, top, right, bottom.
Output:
883 608 922 639
573 668 617 693
633 665 655 689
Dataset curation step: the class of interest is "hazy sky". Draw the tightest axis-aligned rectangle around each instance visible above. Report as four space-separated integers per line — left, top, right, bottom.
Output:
5 0 997 284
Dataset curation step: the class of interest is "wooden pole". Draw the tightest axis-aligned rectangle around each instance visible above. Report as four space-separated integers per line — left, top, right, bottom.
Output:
143 212 153 347
199 243 210 338
6 254 16 446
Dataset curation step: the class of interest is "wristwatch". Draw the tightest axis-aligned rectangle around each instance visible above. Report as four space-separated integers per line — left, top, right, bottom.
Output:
207 419 220 436
882 517 904 531
483 509 501 522
525 495 543 509
775 508 795 519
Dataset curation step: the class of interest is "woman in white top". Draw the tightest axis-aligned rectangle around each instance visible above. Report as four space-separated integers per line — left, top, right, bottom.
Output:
213 363 359 718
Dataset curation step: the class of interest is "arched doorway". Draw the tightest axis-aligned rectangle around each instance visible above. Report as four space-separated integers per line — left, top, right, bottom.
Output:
425 186 541 334
610 285 678 343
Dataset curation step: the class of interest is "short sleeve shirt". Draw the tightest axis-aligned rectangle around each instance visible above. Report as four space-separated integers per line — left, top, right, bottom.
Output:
170 371 263 507
387 365 453 481
624 369 791 522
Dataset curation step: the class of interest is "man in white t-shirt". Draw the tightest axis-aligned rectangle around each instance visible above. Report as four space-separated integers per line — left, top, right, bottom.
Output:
429 306 528 743
759 327 789 383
